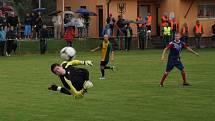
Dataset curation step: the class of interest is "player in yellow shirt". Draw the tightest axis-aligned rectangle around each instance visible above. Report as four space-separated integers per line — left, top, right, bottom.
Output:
91 34 115 79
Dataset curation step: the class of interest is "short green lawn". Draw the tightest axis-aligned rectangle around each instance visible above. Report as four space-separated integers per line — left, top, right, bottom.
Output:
0 49 215 121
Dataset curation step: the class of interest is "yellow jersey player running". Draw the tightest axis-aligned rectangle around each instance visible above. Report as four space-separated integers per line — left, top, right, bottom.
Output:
91 34 115 80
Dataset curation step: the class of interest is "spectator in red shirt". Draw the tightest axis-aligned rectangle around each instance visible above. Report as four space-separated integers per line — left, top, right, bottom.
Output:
64 26 75 47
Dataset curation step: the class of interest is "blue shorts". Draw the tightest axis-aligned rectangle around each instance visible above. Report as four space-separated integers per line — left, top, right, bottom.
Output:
166 58 184 72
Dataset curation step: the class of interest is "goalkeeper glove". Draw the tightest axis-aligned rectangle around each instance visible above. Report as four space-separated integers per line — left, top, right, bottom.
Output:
48 85 58 91
83 89 87 93
81 60 93 66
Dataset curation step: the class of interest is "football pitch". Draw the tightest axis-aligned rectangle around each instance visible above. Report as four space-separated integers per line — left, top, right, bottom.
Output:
0 49 215 121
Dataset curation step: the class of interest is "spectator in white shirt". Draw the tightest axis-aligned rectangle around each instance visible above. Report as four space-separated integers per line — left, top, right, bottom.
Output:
52 14 62 39
76 15 85 38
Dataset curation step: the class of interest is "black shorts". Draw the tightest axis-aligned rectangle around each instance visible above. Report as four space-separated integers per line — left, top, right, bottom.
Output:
146 25 151 31
100 61 108 66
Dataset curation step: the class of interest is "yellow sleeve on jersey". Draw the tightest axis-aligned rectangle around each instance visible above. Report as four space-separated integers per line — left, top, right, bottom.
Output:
64 78 85 98
67 60 82 66
61 61 67 66
61 60 84 68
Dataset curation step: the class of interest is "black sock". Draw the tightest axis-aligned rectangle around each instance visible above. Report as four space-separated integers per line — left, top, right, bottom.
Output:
104 66 111 69
101 69 105 77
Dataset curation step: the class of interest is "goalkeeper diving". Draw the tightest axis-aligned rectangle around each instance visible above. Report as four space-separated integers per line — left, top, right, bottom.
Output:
48 47 93 98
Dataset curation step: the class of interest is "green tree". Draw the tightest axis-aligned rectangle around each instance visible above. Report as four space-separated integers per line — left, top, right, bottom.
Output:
8 0 33 16
7 0 56 16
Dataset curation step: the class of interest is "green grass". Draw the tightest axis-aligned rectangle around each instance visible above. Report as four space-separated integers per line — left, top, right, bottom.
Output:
17 38 101 54
0 49 215 121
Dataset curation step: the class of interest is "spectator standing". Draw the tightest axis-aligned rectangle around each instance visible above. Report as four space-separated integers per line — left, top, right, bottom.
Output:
161 12 168 29
107 17 118 52
146 12 152 40
6 12 19 31
136 17 142 48
103 23 117 51
163 22 171 47
116 15 125 50
181 23 189 44
124 23 133 51
64 26 75 47
136 16 142 29
76 15 85 38
106 14 112 24
110 17 116 33
138 24 147 49
52 13 62 39
64 14 70 25
64 14 70 31
106 14 115 33
24 13 32 40
17 22 22 39
0 26 6 56
193 20 203 49
30 12 37 39
0 10 7 28
39 24 48 54
83 14 90 37
6 26 16 56
170 18 179 40
102 24 112 37
35 15 43 40
211 21 215 41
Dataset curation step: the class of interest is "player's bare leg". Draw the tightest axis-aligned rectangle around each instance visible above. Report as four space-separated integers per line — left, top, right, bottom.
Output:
181 69 191 86
160 71 169 86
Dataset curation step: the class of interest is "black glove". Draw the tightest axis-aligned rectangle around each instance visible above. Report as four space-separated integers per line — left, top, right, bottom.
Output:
83 88 87 93
48 85 58 91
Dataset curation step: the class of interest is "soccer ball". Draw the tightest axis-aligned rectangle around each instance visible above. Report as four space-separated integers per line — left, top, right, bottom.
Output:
83 81 93 89
60 47 76 61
